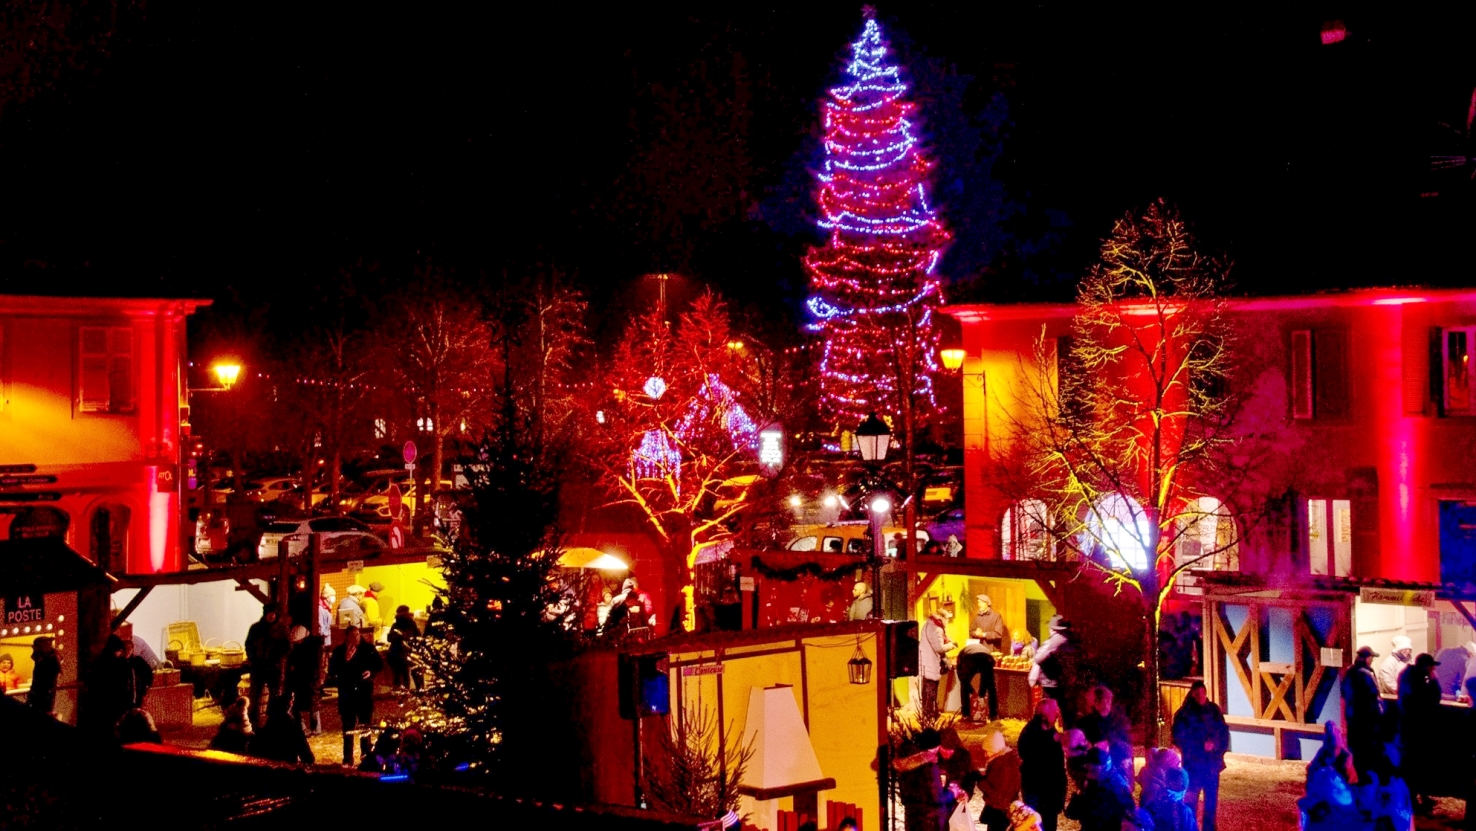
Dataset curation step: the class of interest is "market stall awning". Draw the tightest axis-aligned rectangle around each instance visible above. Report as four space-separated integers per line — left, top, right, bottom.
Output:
0 538 112 594
557 547 629 571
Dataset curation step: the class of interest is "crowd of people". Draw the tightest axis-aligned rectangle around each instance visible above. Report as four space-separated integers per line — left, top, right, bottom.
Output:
896 596 1232 831
27 584 432 772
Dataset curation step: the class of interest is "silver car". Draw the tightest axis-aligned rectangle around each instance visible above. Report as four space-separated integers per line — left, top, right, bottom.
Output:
256 516 383 559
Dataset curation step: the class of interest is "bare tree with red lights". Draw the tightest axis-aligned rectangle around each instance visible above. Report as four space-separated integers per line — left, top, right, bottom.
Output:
586 291 766 632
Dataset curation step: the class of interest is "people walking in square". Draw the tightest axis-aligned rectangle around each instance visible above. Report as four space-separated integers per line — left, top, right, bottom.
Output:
1172 680 1229 831
329 624 383 766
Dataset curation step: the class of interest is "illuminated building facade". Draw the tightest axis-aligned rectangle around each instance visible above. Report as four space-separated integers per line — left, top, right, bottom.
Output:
0 295 206 575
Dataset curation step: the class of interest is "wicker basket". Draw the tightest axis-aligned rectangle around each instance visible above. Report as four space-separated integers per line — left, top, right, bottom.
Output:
203 637 223 662
165 639 183 664
219 640 246 667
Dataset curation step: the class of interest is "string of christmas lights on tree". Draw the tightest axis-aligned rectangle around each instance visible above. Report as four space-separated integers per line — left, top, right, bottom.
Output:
804 10 950 429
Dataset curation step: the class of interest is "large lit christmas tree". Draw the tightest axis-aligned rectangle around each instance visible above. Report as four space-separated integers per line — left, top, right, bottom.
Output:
805 10 950 432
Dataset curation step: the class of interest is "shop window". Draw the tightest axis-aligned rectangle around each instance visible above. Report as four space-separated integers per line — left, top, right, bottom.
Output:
1175 497 1238 572
90 504 131 573
1307 498 1352 577
78 326 134 413
1440 326 1476 416
1002 499 1051 560
1290 329 1349 420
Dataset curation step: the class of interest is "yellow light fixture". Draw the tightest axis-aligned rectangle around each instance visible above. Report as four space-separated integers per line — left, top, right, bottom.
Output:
212 362 242 389
939 348 966 372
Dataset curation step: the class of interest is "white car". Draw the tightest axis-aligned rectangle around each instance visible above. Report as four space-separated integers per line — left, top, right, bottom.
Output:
256 516 384 559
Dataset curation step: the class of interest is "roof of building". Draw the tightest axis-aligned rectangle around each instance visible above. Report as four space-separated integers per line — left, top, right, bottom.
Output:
1 538 113 594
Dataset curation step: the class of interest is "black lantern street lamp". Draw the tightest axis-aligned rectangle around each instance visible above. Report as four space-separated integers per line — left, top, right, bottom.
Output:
856 412 892 620
848 639 873 685
855 412 892 464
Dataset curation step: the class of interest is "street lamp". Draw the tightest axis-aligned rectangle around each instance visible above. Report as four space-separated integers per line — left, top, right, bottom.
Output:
855 412 892 464
856 413 892 619
939 348 965 373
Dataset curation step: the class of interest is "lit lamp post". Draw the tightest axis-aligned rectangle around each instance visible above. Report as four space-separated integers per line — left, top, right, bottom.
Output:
855 412 891 620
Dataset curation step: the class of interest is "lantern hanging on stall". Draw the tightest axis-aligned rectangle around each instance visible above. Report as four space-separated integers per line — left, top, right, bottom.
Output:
848 638 873 685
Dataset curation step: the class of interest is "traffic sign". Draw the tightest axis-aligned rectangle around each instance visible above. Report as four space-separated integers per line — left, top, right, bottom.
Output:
403 441 417 464
387 484 403 521
388 523 405 549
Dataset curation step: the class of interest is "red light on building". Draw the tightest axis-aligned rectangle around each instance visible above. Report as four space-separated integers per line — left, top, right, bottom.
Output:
1321 20 1347 45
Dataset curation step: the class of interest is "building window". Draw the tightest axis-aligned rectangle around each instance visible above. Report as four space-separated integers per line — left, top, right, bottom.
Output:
90 504 131 574
1174 497 1238 572
1439 500 1476 588
1084 493 1151 572
1308 498 1352 577
1002 499 1051 560
78 326 134 413
1290 329 1349 420
1441 326 1476 415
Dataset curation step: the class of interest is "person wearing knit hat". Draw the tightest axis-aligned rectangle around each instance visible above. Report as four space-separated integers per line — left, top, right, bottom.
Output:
0 652 22 691
1376 634 1414 694
285 619 324 736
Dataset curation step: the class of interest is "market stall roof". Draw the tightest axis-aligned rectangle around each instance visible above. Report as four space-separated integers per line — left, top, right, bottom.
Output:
1195 570 1470 599
0 538 112 594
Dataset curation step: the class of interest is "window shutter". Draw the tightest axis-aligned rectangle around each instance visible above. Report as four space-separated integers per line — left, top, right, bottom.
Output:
1403 322 1432 415
79 327 110 412
108 328 134 412
1430 327 1446 417
1290 330 1313 419
1313 329 1349 419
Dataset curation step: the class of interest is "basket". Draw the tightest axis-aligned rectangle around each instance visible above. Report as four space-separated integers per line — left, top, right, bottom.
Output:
165 621 201 653
219 640 246 667
203 637 223 662
165 639 183 664
188 649 206 667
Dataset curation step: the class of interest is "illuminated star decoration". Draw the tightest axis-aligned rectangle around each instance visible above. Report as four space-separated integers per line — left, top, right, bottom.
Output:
630 375 758 493
803 13 950 429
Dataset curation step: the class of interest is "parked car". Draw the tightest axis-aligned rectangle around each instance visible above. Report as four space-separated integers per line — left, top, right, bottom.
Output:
356 477 455 522
256 516 382 559
244 476 299 503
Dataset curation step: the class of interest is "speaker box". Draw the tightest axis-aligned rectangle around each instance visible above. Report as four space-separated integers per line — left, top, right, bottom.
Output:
618 653 671 720
885 620 919 679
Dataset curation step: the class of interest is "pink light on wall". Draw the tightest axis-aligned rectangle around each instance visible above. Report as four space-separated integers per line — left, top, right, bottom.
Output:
1320 21 1347 45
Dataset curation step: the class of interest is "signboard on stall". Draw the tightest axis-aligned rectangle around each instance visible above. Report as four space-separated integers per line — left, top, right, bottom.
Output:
681 663 724 677
4 593 44 625
1359 587 1435 608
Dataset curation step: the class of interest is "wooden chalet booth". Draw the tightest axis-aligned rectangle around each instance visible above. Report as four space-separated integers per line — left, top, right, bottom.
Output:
1197 571 1476 773
0 538 113 725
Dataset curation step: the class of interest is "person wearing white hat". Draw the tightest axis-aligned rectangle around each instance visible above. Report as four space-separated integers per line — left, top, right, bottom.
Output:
1375 635 1413 695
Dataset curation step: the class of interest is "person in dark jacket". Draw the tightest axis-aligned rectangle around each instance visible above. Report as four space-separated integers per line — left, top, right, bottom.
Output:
386 605 423 691
244 604 291 727
1076 685 1132 748
249 697 315 765
87 634 153 739
329 624 383 766
284 624 323 735
977 729 1022 831
1065 747 1134 831
936 727 974 792
1339 645 1387 785
894 728 951 831
1397 652 1442 812
1171 680 1229 831
1017 698 1067 831
1143 766 1199 831
26 636 61 717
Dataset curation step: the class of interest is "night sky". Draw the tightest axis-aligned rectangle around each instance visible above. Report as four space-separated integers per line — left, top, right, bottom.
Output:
0 3 1471 332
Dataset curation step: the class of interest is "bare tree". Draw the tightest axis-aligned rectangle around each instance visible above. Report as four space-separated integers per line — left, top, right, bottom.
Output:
1012 199 1267 743
381 266 497 521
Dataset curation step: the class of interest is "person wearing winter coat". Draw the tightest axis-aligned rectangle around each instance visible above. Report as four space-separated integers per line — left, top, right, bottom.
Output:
1143 767 1198 831
249 697 315 765
1397 652 1442 811
1137 746 1184 808
1171 680 1229 831
977 729 1022 831
1306 721 1355 786
1339 645 1387 785
1017 698 1067 831
1076 685 1132 748
1064 748 1134 831
208 696 254 754
386 605 423 691
26 636 61 716
284 625 323 734
329 624 383 766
